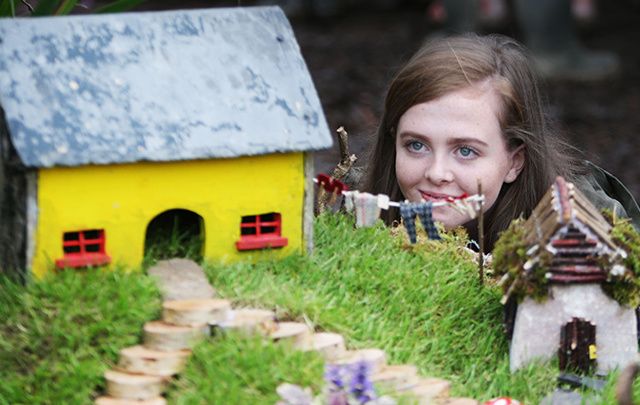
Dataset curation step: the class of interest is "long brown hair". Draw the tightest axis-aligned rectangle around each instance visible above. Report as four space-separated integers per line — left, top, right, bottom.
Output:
363 34 582 250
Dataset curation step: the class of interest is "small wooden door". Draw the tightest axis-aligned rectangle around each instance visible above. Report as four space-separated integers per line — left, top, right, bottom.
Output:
559 317 597 373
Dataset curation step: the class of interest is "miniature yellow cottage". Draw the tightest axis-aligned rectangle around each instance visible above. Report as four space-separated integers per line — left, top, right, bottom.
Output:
0 7 332 279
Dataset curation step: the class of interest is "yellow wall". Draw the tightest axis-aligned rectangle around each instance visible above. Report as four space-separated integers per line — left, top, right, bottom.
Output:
32 153 305 278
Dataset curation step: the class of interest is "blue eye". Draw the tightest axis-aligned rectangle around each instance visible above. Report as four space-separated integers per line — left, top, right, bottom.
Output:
458 146 476 158
408 141 425 152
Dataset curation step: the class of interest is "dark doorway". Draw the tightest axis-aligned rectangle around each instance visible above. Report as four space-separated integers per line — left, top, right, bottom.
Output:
559 317 597 374
144 209 204 262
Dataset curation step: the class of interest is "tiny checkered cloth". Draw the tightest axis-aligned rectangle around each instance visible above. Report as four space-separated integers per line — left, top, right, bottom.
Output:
414 202 441 240
400 201 441 243
399 201 417 244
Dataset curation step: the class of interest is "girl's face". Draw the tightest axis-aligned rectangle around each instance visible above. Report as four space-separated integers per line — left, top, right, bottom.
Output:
395 81 524 229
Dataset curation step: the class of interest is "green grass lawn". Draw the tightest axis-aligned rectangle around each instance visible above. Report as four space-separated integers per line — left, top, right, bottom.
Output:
1 213 638 404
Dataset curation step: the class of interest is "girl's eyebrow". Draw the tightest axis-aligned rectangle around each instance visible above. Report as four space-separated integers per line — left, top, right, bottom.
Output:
447 137 489 147
397 130 428 139
398 131 489 147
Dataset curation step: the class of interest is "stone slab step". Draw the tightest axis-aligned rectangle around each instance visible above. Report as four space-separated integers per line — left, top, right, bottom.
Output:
143 321 208 351
269 322 313 347
95 397 167 405
216 308 276 335
301 332 346 360
371 364 420 392
332 348 387 374
117 345 191 376
162 298 231 326
408 378 452 404
148 258 215 301
104 370 167 400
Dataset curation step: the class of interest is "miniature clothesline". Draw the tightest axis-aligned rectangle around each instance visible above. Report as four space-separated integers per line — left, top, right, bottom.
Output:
312 174 485 209
313 173 486 243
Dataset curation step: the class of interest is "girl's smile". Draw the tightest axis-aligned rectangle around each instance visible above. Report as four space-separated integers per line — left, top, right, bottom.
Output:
394 80 525 230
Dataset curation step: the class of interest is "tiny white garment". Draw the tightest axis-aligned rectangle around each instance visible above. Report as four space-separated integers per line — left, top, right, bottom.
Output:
343 191 358 213
354 192 380 228
377 194 390 210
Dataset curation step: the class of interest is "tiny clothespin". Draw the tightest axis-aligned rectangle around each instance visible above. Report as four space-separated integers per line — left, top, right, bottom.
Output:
316 173 331 203
477 179 484 285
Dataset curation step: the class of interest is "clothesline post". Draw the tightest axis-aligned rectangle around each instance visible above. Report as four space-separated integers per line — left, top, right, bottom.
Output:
477 179 484 286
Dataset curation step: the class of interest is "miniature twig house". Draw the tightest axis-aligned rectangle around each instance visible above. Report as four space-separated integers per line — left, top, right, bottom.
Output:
498 177 639 373
0 7 332 280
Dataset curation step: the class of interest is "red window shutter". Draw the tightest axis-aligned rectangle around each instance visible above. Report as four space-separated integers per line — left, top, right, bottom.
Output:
55 229 111 269
236 212 288 251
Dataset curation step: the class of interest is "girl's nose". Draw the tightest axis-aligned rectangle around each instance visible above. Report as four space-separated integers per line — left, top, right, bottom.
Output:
424 155 454 185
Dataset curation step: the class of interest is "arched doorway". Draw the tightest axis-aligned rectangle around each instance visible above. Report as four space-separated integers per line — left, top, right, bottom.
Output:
144 209 204 262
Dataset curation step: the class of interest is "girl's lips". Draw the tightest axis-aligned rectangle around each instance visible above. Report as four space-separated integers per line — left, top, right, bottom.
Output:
420 191 466 201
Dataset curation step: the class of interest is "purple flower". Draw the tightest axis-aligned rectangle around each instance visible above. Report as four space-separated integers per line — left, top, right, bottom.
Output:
348 361 376 404
327 390 349 405
324 364 346 390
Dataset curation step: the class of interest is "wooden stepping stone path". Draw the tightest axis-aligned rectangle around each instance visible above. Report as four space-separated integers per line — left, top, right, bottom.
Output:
269 321 313 347
147 258 216 301
143 321 209 351
216 308 276 335
117 346 190 377
103 370 167 400
162 298 230 326
333 348 388 374
95 260 227 404
96 259 478 404
371 364 420 391
301 332 346 360
95 397 167 405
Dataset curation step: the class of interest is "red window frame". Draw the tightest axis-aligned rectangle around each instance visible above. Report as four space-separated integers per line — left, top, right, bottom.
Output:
235 212 288 251
55 229 111 269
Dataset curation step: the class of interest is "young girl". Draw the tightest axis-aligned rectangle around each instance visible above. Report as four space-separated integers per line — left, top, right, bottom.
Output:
362 33 639 251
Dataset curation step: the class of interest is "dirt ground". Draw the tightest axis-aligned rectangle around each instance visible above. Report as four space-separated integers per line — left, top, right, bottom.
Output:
137 1 640 200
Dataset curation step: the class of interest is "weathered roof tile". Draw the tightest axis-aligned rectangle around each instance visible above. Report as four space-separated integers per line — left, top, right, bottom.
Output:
0 6 332 168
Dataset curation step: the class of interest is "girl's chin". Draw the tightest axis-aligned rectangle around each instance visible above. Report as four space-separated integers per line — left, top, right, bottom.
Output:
432 210 469 230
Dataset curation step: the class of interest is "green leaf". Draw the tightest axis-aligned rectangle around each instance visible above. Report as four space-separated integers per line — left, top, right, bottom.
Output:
0 0 17 17
95 0 146 13
54 0 79 15
32 0 60 16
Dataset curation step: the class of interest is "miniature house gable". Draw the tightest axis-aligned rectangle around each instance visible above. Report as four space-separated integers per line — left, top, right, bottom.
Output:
0 7 332 279
506 177 638 373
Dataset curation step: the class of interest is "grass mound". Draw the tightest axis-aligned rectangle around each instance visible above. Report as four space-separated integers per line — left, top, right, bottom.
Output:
166 332 324 404
0 268 161 405
193 213 635 403
0 214 637 404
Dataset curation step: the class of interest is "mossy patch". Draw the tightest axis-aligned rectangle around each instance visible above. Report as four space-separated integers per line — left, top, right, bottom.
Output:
602 210 640 308
492 218 553 303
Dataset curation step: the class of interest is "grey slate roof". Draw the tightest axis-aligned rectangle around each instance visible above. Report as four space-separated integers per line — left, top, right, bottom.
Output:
0 7 332 168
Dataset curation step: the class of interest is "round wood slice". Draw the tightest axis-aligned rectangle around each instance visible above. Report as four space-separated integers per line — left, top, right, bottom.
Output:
104 370 167 400
162 298 231 326
117 345 191 376
269 322 313 347
410 377 451 402
441 398 479 405
371 364 420 392
143 321 208 351
302 332 346 360
333 348 387 374
218 308 276 335
95 396 167 405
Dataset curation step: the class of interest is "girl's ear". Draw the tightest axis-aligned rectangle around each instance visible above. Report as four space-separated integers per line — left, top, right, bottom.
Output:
504 145 525 183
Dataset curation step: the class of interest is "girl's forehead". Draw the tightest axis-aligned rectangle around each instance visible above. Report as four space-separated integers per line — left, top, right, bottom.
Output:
396 83 504 144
